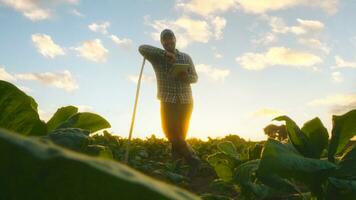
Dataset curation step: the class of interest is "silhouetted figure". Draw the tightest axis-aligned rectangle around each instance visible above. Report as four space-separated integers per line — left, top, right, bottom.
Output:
138 29 201 174
264 124 288 141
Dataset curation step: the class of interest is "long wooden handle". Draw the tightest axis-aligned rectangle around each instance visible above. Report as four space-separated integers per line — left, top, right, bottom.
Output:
124 58 146 163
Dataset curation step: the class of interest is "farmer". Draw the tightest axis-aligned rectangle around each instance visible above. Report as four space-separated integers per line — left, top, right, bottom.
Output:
138 29 201 172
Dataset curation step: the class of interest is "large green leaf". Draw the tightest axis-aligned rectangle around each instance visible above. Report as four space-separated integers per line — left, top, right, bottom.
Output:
333 145 356 180
273 116 314 158
328 110 356 161
0 80 46 136
214 163 233 182
46 106 78 132
207 152 234 182
217 141 239 159
257 139 336 196
0 128 199 200
301 117 329 159
57 112 111 133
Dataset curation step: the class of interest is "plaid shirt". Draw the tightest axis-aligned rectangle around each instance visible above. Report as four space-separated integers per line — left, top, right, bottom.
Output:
139 45 198 104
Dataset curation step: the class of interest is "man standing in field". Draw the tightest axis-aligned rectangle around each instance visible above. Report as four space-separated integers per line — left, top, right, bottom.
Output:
138 29 201 173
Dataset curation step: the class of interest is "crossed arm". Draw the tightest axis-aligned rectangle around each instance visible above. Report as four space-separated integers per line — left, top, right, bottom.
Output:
138 44 198 84
138 45 165 63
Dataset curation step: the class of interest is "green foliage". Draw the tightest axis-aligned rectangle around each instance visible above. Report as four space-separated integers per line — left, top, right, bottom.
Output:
0 128 199 200
42 128 90 152
0 80 46 136
234 159 272 199
328 110 356 161
98 145 114 159
1 80 356 199
333 145 356 180
46 106 78 132
263 124 287 141
217 141 239 159
274 116 332 159
207 152 234 182
248 143 263 160
207 140 276 199
258 139 336 197
0 80 111 136
234 159 259 187
258 111 356 199
301 117 329 159
273 116 315 158
213 163 233 182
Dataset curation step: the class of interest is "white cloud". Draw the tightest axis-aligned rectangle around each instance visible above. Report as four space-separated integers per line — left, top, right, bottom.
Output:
177 0 339 16
211 16 227 39
0 0 79 21
236 47 322 70
174 17 211 42
177 0 237 16
333 56 356 69
32 34 65 58
314 0 339 15
252 32 277 45
88 22 111 35
0 0 50 21
77 105 94 112
308 94 356 115
145 15 225 49
127 74 155 84
214 53 223 59
331 71 343 83
74 39 108 62
63 0 79 4
236 0 339 15
330 101 356 115
251 107 285 118
267 17 329 54
298 38 330 54
211 46 223 59
270 17 324 35
308 94 356 107
70 9 84 17
0 67 16 82
16 70 79 92
195 64 230 81
296 19 325 33
110 34 133 49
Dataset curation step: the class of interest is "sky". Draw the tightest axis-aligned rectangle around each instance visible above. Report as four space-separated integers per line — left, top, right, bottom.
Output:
0 0 356 141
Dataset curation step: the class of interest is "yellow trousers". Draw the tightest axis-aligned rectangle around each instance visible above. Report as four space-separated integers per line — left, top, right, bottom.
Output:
160 101 197 162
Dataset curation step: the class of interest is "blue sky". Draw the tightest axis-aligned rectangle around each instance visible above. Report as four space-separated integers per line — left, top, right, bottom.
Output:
1 0 356 141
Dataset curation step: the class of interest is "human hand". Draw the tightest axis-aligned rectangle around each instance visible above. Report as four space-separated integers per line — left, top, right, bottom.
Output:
176 70 188 81
165 51 176 63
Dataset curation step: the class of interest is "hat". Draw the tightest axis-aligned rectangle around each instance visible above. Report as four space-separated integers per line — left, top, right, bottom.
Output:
160 29 175 39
